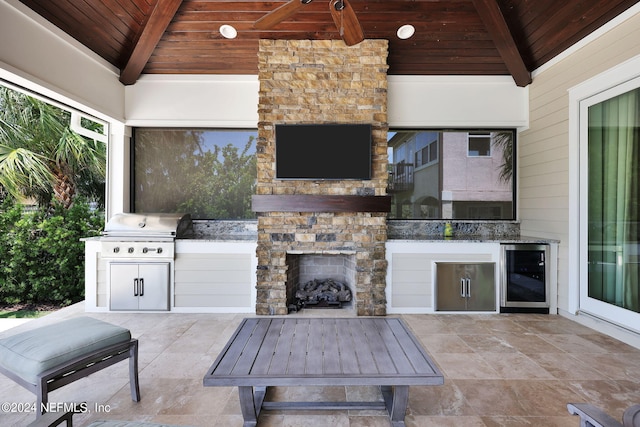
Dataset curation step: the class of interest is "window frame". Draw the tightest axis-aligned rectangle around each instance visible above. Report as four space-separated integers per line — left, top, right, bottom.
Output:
467 131 492 157
577 75 640 329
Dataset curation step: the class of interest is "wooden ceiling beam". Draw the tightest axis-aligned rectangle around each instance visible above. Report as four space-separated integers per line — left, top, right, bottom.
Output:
119 0 184 85
471 0 532 87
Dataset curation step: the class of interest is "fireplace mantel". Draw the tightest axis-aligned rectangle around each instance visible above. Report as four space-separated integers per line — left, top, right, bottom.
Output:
252 195 391 213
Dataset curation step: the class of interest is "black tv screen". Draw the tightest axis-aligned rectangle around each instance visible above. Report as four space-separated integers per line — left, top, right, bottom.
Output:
275 124 372 180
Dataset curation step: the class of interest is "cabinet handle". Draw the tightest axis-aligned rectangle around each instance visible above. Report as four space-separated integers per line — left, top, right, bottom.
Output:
133 278 139 296
466 278 471 298
460 278 466 297
139 278 144 296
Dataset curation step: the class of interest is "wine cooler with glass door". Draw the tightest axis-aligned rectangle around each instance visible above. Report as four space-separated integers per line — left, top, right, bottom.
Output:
500 244 550 313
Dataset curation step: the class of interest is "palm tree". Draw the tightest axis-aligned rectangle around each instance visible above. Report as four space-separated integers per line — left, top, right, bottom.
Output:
0 87 105 208
492 131 514 184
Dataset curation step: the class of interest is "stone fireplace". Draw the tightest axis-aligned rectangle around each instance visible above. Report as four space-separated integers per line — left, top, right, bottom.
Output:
254 39 390 316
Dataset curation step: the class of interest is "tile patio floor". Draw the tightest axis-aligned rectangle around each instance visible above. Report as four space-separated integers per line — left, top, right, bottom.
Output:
1 303 640 427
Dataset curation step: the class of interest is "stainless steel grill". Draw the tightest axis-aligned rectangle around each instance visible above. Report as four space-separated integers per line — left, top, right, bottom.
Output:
100 213 192 259
100 213 192 311
102 213 193 240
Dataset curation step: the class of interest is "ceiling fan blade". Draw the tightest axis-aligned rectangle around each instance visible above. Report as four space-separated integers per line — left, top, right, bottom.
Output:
330 0 364 46
254 0 310 30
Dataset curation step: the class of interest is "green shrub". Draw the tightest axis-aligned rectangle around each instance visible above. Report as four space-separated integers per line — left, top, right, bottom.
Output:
0 199 103 306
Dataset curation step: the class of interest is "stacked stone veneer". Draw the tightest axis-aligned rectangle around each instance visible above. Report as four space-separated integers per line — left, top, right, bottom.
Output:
256 39 389 316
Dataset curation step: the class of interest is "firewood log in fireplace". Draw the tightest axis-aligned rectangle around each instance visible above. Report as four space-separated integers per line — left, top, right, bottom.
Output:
295 278 352 305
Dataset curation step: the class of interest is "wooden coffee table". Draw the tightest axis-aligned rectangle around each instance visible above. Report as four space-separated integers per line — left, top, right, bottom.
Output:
203 317 443 427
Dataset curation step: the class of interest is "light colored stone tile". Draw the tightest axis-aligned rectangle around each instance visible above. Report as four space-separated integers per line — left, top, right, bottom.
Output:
458 333 521 353
526 352 610 380
408 382 475 416
142 352 215 379
453 380 529 417
418 334 474 353
477 353 554 379
2 306 640 427
431 352 499 379
538 333 609 353
482 415 579 426
408 415 487 426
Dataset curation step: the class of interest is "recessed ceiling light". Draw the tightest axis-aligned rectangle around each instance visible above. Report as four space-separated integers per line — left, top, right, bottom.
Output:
219 24 237 39
397 24 415 40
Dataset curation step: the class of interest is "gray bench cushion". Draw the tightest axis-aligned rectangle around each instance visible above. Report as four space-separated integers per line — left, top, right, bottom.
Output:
0 316 131 384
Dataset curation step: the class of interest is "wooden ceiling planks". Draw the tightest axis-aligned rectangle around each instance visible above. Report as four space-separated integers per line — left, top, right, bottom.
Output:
119 0 184 84
16 0 640 85
499 0 639 69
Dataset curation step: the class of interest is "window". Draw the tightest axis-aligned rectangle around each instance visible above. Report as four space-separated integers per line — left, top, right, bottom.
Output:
133 128 257 219
388 130 515 220
468 132 492 156
414 133 439 167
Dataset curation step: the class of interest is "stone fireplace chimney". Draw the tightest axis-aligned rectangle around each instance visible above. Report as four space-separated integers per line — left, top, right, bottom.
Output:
254 39 390 316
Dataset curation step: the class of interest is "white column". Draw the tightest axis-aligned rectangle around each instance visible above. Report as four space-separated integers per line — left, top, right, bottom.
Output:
107 122 131 219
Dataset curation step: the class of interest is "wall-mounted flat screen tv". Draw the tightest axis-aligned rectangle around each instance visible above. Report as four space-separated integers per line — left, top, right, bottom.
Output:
275 123 372 180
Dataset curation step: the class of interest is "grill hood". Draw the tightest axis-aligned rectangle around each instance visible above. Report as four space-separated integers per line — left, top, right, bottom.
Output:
102 213 193 239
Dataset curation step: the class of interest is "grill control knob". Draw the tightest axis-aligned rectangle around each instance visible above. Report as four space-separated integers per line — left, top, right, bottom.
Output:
113 247 120 254
141 247 162 254
128 247 134 254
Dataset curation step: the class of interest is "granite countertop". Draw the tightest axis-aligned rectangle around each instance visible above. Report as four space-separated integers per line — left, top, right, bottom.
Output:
86 233 558 244
387 235 559 244
177 235 559 244
84 220 560 244
176 235 256 242
86 235 558 244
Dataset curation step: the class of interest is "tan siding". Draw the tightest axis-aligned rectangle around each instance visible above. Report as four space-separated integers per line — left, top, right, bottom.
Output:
176 270 247 283
174 253 252 308
97 256 107 308
519 12 640 311
174 255 250 271
175 295 249 307
521 184 567 199
391 254 431 308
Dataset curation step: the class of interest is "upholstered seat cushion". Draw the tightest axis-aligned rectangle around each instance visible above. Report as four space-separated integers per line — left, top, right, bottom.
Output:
0 316 131 384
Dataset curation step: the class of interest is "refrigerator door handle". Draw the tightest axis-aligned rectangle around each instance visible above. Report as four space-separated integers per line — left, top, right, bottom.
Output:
466 278 471 297
139 278 144 296
460 278 466 297
133 278 139 296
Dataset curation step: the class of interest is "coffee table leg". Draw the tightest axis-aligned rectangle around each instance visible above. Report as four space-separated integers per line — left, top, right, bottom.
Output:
238 386 258 427
382 385 409 427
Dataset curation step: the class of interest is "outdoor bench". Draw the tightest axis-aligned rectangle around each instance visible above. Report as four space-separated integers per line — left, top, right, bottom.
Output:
0 316 140 418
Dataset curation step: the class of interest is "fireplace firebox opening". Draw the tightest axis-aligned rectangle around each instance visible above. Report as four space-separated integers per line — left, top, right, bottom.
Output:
286 252 356 312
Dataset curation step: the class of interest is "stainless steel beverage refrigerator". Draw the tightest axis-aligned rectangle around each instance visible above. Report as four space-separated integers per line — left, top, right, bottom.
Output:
500 244 550 313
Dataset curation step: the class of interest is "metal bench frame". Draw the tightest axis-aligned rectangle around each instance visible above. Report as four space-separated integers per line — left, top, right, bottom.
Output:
568 403 640 427
0 338 140 417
